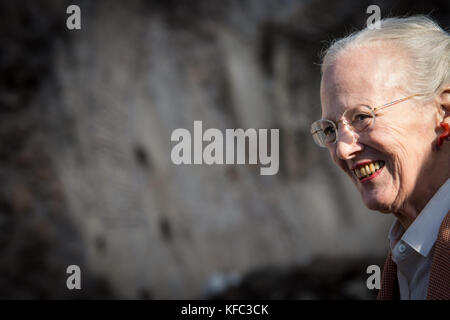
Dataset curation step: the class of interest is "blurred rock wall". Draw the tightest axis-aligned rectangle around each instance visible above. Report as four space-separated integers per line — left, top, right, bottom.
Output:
1 0 448 299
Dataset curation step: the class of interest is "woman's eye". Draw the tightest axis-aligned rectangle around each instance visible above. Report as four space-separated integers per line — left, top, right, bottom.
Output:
323 126 335 136
354 114 371 121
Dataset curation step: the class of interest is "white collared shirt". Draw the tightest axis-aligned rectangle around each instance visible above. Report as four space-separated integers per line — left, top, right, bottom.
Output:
388 178 450 300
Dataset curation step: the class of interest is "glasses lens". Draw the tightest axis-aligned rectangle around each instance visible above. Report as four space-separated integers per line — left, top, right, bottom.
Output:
311 105 375 148
311 120 336 147
344 105 375 132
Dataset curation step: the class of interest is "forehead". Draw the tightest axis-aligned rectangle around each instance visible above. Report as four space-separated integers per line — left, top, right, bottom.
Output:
320 42 410 119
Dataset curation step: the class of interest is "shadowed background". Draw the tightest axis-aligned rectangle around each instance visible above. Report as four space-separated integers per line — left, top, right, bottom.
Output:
0 0 448 299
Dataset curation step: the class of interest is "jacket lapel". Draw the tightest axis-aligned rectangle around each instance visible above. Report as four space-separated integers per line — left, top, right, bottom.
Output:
426 211 450 300
377 252 399 300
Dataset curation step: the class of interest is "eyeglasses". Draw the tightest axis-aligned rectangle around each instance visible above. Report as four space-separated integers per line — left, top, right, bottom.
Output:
310 94 419 148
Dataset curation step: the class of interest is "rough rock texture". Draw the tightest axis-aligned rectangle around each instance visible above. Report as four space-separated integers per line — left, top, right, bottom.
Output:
1 0 448 299
0 0 113 298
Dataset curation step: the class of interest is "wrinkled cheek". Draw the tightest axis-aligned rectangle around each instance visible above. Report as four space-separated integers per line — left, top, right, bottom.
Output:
384 142 410 201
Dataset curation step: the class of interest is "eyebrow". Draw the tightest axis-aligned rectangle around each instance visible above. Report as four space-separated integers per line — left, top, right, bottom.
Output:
322 108 344 123
322 101 374 122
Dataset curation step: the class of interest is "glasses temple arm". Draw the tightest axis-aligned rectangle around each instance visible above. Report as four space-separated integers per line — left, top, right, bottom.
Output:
373 94 420 112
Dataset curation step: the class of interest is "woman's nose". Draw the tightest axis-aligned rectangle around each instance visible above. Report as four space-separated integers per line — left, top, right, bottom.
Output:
335 124 363 160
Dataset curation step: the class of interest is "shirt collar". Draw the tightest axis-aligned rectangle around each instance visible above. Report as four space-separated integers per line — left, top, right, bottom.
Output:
388 219 404 251
388 178 450 257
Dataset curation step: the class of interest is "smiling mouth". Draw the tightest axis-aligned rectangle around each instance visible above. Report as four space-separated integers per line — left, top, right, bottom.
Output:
352 161 385 181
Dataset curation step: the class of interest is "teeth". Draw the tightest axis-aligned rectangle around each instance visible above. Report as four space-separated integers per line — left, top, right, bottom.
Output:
354 161 384 179
360 167 366 176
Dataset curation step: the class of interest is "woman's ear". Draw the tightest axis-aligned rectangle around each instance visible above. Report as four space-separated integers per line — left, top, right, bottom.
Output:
440 85 450 111
436 85 450 149
438 85 450 124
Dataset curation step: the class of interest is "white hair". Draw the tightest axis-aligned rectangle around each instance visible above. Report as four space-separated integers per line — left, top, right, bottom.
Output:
321 16 450 99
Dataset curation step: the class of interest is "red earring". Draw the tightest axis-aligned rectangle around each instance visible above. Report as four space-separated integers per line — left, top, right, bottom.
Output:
437 122 450 149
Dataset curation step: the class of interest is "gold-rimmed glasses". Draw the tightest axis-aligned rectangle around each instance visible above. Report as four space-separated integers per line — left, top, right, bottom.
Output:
310 94 420 148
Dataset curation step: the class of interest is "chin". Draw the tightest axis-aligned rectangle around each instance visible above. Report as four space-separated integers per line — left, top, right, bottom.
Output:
361 191 394 213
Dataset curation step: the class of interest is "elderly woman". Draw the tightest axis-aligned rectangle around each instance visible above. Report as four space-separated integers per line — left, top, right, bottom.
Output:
311 16 449 300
